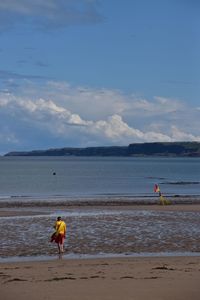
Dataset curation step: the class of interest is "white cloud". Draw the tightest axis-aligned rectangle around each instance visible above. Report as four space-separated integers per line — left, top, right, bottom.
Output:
0 131 18 144
0 98 9 107
89 115 173 143
171 125 200 142
0 0 102 31
0 80 200 153
125 96 184 117
11 81 129 120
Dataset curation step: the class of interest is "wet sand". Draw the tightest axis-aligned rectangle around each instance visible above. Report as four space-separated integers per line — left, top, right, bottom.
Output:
1 203 200 258
1 202 200 217
1 201 200 299
0 256 200 300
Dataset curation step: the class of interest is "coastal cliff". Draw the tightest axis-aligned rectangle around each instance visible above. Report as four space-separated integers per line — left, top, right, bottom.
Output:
4 142 200 157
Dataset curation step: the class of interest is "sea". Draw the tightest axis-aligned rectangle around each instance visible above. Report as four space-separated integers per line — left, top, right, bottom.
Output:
0 156 199 199
0 156 200 261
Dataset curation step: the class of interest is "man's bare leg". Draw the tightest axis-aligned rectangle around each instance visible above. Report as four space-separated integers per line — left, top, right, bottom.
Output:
60 243 64 253
57 244 61 254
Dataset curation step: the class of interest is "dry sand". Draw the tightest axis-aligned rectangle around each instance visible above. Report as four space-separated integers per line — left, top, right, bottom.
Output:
0 256 200 300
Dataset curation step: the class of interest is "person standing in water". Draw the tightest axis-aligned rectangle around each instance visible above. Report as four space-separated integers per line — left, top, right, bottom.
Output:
51 216 66 254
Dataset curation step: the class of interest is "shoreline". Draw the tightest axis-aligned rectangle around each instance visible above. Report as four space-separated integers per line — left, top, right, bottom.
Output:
1 194 200 209
1 251 200 264
1 202 200 218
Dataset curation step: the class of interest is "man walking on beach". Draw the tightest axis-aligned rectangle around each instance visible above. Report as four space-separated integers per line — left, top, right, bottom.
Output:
51 216 66 254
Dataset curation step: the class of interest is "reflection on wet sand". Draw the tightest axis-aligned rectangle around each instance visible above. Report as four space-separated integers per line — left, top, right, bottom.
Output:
1 203 200 260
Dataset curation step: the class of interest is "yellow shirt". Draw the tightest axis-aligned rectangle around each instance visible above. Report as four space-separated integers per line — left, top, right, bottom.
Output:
54 220 66 235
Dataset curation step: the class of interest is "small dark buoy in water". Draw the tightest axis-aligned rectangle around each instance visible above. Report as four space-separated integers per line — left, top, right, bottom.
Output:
53 172 56 175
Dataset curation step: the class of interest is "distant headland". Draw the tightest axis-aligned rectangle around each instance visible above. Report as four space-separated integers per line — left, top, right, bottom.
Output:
4 142 200 157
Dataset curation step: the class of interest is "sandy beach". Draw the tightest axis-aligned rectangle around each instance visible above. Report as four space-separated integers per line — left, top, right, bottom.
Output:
0 256 200 300
1 201 200 299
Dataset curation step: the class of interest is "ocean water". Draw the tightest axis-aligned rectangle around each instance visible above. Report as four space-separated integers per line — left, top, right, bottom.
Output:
0 156 199 199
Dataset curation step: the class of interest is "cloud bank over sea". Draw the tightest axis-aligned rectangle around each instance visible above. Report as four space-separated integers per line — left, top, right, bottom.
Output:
0 80 199 153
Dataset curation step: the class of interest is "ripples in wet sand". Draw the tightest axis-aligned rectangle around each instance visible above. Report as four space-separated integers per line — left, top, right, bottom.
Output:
1 205 200 260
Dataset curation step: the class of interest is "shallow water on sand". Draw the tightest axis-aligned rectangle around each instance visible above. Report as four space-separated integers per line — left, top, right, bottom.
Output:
1 207 200 259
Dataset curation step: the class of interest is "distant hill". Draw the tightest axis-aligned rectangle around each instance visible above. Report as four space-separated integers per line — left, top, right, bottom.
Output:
4 142 200 157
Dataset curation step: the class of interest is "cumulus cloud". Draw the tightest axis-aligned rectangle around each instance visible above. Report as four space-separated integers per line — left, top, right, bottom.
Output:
171 126 200 142
88 114 173 143
0 0 102 31
126 96 184 116
0 80 200 153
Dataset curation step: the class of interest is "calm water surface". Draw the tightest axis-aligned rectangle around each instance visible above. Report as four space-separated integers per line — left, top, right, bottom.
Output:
0 156 199 198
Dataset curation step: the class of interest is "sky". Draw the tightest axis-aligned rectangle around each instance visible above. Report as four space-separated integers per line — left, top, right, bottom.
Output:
0 0 200 154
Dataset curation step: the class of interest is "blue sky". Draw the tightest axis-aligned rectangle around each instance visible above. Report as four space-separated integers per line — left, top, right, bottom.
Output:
0 0 200 154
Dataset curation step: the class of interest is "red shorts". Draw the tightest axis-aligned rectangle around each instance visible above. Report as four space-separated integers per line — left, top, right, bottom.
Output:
51 233 65 244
